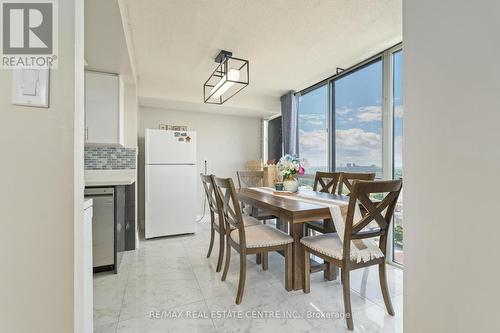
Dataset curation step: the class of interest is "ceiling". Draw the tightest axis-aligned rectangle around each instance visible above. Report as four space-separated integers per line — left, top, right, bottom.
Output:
121 0 402 117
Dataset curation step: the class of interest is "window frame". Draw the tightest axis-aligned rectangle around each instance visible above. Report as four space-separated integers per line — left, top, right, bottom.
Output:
388 45 403 267
294 43 403 267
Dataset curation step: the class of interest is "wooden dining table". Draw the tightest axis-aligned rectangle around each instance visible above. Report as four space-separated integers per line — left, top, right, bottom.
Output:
237 187 350 291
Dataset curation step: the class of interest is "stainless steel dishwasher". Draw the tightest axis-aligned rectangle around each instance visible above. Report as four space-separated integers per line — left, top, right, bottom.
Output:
85 187 115 272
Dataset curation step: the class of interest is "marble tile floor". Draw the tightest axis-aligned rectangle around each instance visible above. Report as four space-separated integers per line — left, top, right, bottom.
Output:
94 218 403 333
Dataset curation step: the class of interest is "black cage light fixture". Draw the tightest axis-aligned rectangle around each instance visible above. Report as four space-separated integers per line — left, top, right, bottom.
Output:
203 50 249 104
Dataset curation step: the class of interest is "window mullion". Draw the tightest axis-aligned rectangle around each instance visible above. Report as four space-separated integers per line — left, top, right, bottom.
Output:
329 81 335 172
382 51 394 181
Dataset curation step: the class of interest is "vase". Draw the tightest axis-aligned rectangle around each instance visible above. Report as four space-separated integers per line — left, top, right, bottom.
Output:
283 177 299 192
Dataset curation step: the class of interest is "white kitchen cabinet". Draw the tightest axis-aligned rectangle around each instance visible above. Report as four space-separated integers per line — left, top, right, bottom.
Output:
85 70 123 145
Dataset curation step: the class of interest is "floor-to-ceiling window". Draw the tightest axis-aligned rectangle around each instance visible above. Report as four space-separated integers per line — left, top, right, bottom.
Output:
298 84 329 185
295 45 403 264
333 60 383 178
392 49 404 264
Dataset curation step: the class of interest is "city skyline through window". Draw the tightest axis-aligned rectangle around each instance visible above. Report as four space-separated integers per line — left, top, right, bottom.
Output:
334 60 383 177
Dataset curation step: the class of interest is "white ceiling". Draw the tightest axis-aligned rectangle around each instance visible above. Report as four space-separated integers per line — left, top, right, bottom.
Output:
122 0 402 117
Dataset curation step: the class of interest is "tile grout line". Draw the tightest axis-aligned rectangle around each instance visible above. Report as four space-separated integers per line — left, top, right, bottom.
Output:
115 243 206 325
95 219 402 332
114 257 133 333
181 222 220 333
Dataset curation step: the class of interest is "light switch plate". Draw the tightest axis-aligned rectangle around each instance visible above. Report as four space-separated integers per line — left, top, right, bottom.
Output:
12 68 50 107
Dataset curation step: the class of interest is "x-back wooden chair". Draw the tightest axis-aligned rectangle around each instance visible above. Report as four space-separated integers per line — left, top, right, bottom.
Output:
236 170 277 221
237 170 265 188
237 170 279 268
338 172 377 219
201 174 262 272
337 172 376 195
200 174 225 272
301 179 403 330
313 171 342 194
213 176 293 304
306 171 342 233
305 171 342 279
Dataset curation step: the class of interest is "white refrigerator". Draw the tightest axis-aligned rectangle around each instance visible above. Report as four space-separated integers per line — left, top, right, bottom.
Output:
145 129 197 238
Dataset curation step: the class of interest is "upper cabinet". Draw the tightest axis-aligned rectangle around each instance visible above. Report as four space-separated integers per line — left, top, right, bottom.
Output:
85 71 123 146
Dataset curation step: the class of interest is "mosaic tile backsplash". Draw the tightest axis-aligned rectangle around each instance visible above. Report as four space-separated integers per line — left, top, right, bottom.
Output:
85 147 137 170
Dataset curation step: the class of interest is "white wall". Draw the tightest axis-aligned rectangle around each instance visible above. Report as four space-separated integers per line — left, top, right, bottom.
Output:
138 107 262 226
73 0 86 331
404 1 500 332
0 1 79 332
123 81 138 147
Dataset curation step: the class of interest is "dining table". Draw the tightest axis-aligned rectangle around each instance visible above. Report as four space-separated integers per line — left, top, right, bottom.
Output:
237 187 351 291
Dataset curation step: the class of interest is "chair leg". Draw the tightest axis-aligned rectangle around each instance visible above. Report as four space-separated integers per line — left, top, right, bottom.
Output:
253 206 262 266
235 252 247 304
341 268 354 330
262 252 268 270
215 231 224 272
256 254 262 265
285 244 293 291
378 263 395 315
221 237 231 281
324 261 337 281
206 224 215 258
303 249 310 293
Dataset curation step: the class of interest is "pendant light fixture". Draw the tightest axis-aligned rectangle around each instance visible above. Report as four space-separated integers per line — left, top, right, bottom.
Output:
203 50 249 104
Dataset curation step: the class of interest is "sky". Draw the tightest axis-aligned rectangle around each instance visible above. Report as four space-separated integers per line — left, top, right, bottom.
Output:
298 52 404 172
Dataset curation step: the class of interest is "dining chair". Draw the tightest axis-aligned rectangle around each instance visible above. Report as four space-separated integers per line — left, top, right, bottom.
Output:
305 171 342 234
236 170 276 220
237 170 279 267
337 172 376 219
313 171 342 194
337 172 376 195
200 174 261 272
237 170 265 188
200 174 226 272
213 176 293 304
304 171 342 279
301 179 403 330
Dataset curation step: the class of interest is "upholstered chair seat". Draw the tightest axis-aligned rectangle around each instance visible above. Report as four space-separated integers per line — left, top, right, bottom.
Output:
300 233 383 262
230 224 293 248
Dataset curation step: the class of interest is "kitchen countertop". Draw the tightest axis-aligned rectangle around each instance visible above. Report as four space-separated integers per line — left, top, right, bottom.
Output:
85 169 136 187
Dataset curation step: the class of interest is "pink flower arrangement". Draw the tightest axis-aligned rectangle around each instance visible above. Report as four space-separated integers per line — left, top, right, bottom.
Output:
277 154 305 180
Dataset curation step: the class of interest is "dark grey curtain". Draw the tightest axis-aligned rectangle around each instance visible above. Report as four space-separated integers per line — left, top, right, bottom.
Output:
280 91 299 156
267 116 282 163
